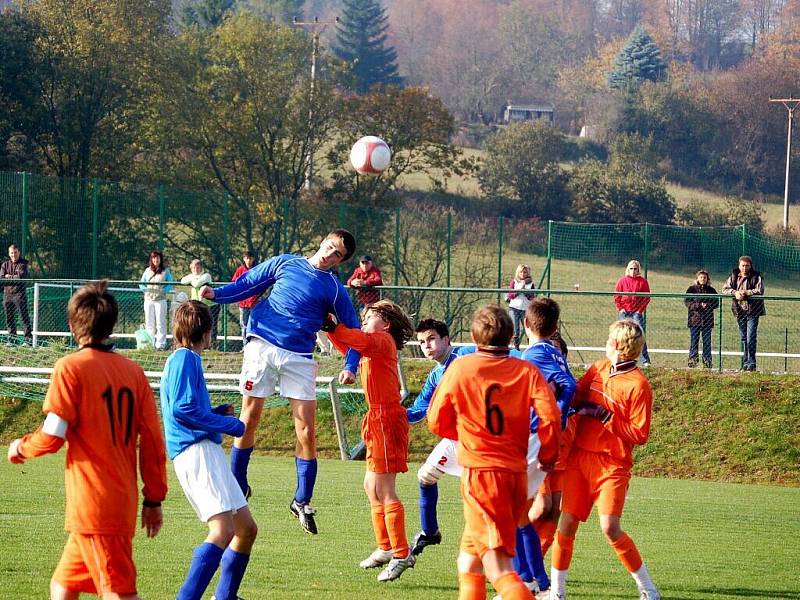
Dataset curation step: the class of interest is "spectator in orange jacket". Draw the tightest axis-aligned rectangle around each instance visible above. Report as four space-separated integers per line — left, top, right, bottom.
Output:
613 260 651 366
347 255 383 308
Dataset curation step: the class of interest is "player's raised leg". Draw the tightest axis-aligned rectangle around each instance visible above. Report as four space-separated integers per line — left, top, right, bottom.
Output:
230 395 265 498
289 398 319 534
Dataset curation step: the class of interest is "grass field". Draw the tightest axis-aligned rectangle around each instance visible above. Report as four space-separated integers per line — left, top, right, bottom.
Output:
2 454 798 599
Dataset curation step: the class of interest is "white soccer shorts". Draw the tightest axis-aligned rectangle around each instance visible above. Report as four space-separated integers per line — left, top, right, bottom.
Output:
422 437 463 478
239 337 318 400
173 439 248 523
526 432 546 499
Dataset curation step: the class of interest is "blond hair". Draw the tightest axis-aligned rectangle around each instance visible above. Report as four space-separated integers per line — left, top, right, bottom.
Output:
471 304 514 347
609 319 645 361
515 264 530 280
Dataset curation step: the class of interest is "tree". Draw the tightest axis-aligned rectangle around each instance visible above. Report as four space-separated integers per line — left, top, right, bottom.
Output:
176 0 235 29
479 121 571 221
333 0 401 93
14 0 171 179
143 13 342 268
608 26 667 89
568 158 676 224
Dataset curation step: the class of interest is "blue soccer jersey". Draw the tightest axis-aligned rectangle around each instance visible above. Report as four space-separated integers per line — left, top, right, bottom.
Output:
407 345 477 424
160 348 245 459
211 254 361 373
522 339 576 431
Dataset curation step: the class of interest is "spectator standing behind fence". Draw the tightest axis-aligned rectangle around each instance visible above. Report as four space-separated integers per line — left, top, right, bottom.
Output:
181 259 221 349
505 264 535 351
232 251 259 338
347 255 383 308
139 250 174 350
684 270 718 369
1 244 32 345
614 260 651 367
722 256 765 372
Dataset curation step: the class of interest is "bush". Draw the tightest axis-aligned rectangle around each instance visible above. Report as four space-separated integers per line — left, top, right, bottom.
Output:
677 196 765 232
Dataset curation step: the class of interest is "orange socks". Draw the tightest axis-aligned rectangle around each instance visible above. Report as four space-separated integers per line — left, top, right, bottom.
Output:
492 572 534 600
458 572 487 600
609 533 643 573
534 519 557 555
551 530 575 571
370 504 391 551
384 501 409 558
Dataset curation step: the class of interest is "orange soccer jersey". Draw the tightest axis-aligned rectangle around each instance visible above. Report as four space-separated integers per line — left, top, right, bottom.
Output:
427 351 560 471
571 358 653 469
19 346 168 535
327 325 408 473
427 350 560 557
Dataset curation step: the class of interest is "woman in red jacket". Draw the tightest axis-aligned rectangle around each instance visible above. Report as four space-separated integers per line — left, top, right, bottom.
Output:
613 260 651 366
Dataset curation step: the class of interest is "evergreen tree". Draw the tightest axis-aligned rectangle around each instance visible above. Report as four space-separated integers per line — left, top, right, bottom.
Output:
608 26 666 89
177 0 235 30
333 0 401 94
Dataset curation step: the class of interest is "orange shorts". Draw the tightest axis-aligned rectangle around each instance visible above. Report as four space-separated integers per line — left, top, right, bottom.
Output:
53 533 136 595
460 468 527 558
363 406 408 474
560 449 631 522
538 474 552 496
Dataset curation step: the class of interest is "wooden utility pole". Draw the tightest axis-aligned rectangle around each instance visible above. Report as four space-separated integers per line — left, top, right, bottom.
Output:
293 16 338 191
769 96 800 229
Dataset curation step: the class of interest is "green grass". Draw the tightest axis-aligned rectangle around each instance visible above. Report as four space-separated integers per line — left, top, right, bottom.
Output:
2 454 798 599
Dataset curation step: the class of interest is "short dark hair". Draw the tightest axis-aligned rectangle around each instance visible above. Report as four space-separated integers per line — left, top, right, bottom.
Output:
739 255 753 265
8 243 19 251
327 229 356 261
525 297 560 338
173 300 212 348
243 250 255 260
415 318 449 339
67 280 118 343
471 304 513 347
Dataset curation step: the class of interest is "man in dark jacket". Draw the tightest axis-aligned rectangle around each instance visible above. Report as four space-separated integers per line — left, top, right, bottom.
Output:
1 244 32 345
684 270 719 368
722 256 765 371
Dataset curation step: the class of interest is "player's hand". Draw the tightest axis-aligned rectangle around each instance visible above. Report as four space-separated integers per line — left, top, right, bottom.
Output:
200 286 215 300
576 401 612 424
320 313 339 332
538 460 555 472
212 403 235 416
7 439 25 464
141 505 163 538
338 370 356 385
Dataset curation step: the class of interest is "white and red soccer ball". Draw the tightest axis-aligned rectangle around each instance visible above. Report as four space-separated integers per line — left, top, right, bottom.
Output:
350 135 391 174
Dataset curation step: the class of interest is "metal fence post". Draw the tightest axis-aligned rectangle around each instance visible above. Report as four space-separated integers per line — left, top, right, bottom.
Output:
546 220 552 294
497 216 504 304
394 207 400 289
643 222 650 279
91 179 99 278
446 211 452 323
32 281 39 348
717 298 723 372
21 171 29 258
741 224 746 256
158 184 165 252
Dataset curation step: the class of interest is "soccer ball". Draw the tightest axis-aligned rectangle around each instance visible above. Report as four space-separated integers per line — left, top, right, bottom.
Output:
350 136 391 174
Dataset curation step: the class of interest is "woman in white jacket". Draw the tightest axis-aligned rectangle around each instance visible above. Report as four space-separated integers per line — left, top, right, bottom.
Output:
139 250 174 349
505 263 535 350
180 258 221 348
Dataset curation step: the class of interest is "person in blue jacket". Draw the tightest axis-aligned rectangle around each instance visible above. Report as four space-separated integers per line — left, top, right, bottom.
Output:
161 300 257 600
202 229 361 535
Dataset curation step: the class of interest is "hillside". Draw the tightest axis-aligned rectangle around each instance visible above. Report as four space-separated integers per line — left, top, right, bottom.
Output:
2 361 798 486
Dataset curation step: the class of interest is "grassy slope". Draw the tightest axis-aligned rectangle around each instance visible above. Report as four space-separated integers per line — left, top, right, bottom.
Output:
3 359 798 486
2 454 799 599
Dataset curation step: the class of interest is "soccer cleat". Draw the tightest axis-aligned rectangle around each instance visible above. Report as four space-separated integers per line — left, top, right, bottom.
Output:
410 530 442 556
377 553 415 582
359 548 394 569
548 591 567 600
289 499 318 535
639 590 661 600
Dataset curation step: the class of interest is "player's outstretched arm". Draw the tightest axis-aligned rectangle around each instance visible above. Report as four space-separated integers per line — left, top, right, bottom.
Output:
407 372 437 424
8 412 69 463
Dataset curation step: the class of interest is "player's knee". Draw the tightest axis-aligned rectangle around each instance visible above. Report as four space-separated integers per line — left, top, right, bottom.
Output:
238 519 258 545
456 551 483 574
417 463 444 486
558 512 579 536
600 519 623 542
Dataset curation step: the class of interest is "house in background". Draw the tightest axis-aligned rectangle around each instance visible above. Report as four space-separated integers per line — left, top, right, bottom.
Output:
502 102 555 125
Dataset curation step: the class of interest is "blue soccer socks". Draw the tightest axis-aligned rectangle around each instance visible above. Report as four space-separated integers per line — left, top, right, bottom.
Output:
230 446 253 496
214 548 251 600
419 482 439 536
294 457 318 504
177 542 224 600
